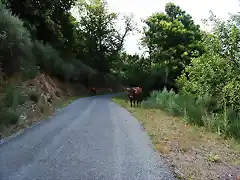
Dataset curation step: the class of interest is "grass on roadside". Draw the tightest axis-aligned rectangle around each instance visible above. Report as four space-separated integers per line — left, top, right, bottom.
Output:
0 94 88 138
112 95 240 180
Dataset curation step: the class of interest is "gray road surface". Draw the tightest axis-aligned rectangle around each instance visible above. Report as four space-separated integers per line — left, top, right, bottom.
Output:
0 94 176 180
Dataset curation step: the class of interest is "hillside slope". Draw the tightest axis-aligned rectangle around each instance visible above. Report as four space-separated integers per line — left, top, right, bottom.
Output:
0 73 123 139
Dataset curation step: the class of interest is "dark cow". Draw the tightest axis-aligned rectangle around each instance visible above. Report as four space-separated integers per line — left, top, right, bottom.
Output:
127 86 143 108
134 87 143 107
127 87 136 107
89 88 96 95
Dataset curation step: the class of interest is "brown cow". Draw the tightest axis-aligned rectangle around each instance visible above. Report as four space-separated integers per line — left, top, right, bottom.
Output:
127 86 143 107
89 88 96 95
127 87 136 107
133 87 143 107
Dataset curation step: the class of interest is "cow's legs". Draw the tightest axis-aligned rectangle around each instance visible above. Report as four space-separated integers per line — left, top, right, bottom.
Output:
136 96 139 107
137 98 141 107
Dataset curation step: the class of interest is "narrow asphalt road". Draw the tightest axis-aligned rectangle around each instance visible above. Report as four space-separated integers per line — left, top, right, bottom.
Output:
0 94 176 180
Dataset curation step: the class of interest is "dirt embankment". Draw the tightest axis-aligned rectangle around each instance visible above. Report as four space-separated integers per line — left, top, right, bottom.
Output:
0 73 89 138
0 73 124 139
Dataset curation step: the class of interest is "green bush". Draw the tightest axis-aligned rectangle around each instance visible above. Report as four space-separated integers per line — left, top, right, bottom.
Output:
17 93 28 105
28 90 40 102
0 61 3 84
0 2 37 77
0 0 95 83
2 85 17 108
142 99 163 109
1 86 28 108
177 54 240 113
0 109 20 125
32 40 63 73
32 40 95 82
143 89 240 139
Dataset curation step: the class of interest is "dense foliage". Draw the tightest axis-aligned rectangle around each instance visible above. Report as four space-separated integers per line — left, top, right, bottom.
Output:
76 0 135 72
142 3 204 89
115 3 204 92
1 0 240 140
138 5 240 139
0 0 134 126
0 0 135 81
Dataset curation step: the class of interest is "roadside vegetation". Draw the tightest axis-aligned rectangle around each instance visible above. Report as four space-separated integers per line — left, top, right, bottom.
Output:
112 2 240 180
115 2 240 143
113 95 240 180
0 0 133 136
1 0 240 178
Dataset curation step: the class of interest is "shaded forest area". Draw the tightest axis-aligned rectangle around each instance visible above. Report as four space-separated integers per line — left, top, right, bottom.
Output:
1 0 240 140
0 0 135 133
